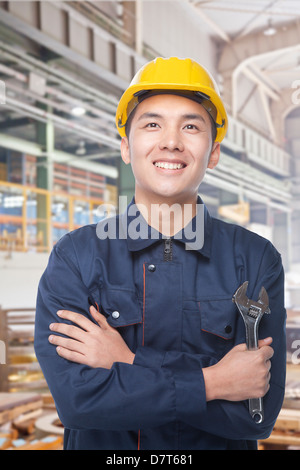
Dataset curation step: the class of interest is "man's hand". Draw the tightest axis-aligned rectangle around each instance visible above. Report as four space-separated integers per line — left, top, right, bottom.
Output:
203 338 274 402
48 307 135 369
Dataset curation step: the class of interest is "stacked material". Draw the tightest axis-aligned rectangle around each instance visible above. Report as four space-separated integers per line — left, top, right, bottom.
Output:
259 409 300 450
0 392 63 450
259 307 300 449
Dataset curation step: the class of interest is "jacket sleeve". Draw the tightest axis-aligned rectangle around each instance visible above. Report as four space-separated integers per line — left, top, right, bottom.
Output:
203 241 286 440
34 234 208 431
134 241 286 441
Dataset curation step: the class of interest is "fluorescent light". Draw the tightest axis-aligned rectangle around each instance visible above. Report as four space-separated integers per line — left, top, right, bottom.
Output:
264 26 277 36
75 140 86 155
264 20 277 36
71 106 86 116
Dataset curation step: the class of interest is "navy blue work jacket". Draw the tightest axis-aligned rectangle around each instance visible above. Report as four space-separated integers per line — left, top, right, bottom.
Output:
34 198 286 450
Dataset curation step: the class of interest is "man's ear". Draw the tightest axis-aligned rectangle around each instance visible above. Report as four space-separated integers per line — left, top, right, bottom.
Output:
207 142 220 169
120 137 130 165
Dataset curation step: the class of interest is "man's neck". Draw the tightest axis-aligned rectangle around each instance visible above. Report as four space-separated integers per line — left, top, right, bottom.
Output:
134 193 198 237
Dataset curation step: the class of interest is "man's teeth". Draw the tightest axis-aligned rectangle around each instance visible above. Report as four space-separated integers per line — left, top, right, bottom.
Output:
154 162 184 170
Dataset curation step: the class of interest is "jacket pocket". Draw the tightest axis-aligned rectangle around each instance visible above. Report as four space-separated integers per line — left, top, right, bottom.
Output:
99 287 142 327
90 286 142 353
199 297 238 359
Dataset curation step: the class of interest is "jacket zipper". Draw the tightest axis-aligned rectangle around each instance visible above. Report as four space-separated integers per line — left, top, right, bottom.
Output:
163 238 173 261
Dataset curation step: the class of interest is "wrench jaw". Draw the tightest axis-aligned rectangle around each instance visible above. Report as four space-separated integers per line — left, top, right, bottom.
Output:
258 286 271 315
232 282 270 320
233 282 265 350
232 281 249 307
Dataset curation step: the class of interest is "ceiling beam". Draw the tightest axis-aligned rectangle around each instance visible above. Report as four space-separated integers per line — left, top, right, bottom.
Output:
258 86 276 141
184 0 231 42
242 66 280 101
0 132 118 178
249 62 281 94
219 21 300 74
4 96 120 149
233 0 282 40
0 7 129 93
0 117 32 130
229 43 300 131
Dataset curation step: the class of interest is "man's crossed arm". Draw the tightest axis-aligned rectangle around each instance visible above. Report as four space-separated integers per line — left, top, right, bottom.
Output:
48 308 273 403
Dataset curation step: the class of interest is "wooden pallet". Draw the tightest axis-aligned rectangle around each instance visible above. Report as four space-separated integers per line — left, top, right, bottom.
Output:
9 435 63 450
0 429 18 450
260 408 300 449
0 393 43 426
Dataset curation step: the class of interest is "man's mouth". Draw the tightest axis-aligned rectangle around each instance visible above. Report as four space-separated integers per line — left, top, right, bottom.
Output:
153 161 186 170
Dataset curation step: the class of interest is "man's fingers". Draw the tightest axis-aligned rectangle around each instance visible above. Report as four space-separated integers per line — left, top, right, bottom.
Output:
56 309 94 331
49 309 100 347
258 338 274 362
258 337 273 348
49 321 86 342
55 346 86 364
49 333 85 354
89 305 110 329
234 338 273 351
54 308 111 332
263 347 274 363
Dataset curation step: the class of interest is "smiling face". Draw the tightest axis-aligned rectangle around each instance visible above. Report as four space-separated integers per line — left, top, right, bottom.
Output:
120 94 220 208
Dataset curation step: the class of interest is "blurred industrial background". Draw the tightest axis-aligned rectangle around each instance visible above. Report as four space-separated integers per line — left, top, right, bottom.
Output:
0 0 300 450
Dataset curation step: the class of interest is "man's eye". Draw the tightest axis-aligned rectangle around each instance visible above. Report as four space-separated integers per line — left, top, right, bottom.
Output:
146 122 159 128
184 124 198 130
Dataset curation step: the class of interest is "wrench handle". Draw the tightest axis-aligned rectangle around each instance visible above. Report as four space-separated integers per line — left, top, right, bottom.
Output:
244 317 264 424
249 398 264 424
244 317 259 351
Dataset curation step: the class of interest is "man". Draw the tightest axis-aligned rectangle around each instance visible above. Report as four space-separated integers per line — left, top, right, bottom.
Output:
35 57 286 450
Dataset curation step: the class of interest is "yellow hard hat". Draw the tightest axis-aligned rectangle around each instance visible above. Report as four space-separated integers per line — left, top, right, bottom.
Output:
116 56 228 142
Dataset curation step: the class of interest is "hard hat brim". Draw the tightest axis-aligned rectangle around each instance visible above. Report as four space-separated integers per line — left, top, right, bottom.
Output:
116 82 228 142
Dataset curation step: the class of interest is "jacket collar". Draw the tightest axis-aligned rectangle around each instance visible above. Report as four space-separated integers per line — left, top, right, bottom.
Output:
119 196 212 258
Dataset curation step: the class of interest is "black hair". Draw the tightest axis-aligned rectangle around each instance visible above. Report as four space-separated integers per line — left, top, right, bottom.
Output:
125 105 138 139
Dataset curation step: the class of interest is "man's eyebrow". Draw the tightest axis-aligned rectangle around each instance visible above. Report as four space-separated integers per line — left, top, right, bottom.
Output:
137 112 162 121
182 113 206 123
137 112 207 123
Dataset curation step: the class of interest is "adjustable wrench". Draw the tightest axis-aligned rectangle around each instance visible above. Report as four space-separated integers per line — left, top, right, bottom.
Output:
232 281 271 424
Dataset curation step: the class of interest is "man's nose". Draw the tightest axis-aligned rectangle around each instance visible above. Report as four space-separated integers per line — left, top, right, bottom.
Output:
158 127 184 152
